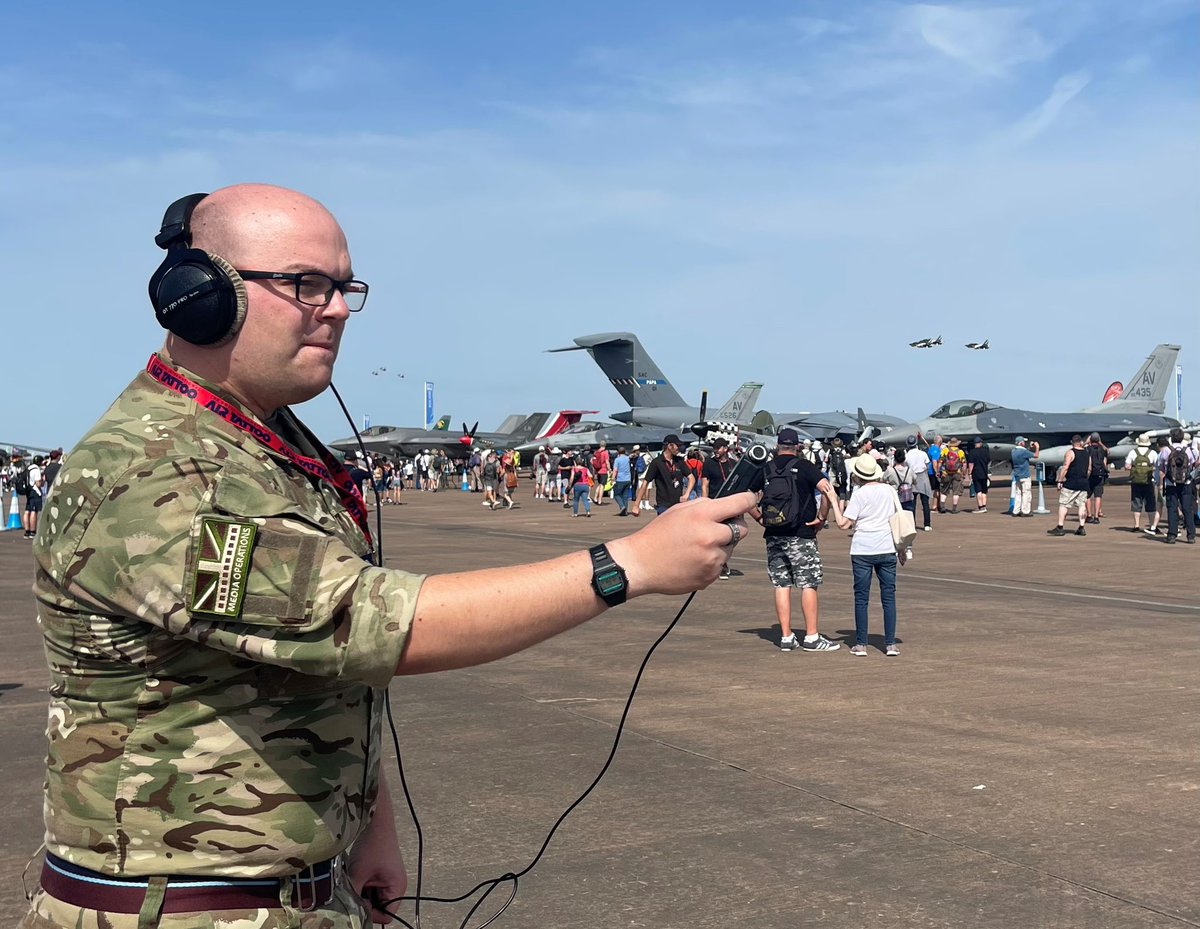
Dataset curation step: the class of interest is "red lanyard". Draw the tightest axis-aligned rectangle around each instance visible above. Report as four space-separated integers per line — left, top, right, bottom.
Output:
146 355 371 543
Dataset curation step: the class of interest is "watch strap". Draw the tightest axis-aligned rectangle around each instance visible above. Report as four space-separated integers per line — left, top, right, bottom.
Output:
588 543 628 607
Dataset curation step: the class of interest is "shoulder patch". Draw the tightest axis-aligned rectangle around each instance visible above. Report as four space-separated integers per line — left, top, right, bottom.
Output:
189 517 259 617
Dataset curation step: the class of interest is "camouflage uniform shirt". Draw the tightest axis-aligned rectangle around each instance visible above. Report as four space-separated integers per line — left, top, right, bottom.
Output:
33 355 423 878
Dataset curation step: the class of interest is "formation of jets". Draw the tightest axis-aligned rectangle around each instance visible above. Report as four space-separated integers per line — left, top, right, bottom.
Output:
908 336 990 350
908 336 943 348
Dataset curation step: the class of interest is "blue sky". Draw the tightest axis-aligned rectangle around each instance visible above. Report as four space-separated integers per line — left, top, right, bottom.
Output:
2 0 1197 450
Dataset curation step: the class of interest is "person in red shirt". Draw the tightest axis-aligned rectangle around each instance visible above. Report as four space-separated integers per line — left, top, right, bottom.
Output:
590 443 611 506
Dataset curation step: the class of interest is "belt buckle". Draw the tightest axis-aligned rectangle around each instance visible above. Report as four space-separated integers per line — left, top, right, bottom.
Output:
293 862 319 913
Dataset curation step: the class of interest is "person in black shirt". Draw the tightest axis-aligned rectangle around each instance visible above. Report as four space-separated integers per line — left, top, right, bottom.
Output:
1085 432 1109 524
701 439 734 498
747 428 845 652
632 434 695 516
701 439 737 578
965 436 991 513
1049 434 1090 536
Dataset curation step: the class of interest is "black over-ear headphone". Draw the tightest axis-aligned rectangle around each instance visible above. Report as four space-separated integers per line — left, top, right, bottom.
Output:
148 193 248 346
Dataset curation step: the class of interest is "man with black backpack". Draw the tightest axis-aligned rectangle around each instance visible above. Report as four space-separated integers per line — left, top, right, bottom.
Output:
22 454 45 539
1157 427 1196 544
747 428 844 652
1084 433 1110 525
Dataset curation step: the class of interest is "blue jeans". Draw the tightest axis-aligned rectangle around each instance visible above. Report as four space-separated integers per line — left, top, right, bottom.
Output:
572 483 591 514
851 553 897 646
613 480 631 513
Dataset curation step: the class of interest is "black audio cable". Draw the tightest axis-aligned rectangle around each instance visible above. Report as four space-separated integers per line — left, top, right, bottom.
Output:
331 389 765 928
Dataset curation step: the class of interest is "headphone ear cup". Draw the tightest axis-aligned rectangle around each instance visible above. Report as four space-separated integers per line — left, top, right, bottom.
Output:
203 253 248 345
149 248 247 346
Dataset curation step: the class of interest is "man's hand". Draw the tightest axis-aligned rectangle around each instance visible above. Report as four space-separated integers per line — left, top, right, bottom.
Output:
608 492 755 596
348 786 407 925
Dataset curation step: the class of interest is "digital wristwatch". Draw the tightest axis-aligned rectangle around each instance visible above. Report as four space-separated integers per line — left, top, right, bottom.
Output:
588 543 628 607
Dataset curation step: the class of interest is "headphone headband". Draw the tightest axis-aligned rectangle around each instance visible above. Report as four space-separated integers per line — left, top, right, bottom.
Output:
155 193 209 249
148 192 247 346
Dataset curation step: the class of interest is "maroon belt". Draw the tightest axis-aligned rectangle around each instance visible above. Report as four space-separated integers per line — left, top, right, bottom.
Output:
40 853 337 914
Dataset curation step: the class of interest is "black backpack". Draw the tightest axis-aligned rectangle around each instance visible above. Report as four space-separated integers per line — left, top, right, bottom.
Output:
760 458 812 531
1166 447 1190 485
827 448 845 487
13 467 30 496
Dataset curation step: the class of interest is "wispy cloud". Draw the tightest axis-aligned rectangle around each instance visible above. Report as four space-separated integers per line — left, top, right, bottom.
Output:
1006 70 1092 144
906 4 1054 77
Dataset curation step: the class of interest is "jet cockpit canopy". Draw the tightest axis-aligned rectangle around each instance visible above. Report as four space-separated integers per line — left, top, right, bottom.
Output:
929 399 999 419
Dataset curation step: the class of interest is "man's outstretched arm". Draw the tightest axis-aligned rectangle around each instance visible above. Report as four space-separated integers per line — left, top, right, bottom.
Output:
397 492 755 675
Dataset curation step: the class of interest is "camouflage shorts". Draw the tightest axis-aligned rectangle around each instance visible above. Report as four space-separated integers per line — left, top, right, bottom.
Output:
20 874 371 929
765 536 822 589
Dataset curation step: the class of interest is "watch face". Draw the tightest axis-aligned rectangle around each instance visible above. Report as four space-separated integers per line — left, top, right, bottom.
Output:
594 568 625 596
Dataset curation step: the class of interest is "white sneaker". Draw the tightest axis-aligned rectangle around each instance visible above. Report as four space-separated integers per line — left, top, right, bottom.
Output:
905 547 913 561
923 526 932 532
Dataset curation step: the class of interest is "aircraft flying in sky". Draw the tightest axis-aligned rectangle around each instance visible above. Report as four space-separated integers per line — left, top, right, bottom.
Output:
874 344 1183 467
965 340 990 350
908 336 943 348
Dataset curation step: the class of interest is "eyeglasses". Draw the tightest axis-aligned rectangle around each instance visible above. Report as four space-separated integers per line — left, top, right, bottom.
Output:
237 270 369 312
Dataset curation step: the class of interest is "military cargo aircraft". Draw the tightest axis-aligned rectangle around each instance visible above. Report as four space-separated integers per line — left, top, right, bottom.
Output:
553 332 903 445
874 344 1182 468
548 332 762 436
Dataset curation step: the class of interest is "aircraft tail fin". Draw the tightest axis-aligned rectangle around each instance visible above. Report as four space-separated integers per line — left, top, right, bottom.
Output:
506 413 552 445
432 414 452 431
494 414 527 434
549 332 686 408
1082 344 1179 414
713 383 763 425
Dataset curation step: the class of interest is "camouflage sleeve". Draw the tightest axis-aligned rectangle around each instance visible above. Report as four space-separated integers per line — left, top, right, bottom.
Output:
56 458 420 689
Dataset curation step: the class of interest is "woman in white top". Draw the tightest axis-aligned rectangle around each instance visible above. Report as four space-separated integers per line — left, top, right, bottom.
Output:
837 455 902 657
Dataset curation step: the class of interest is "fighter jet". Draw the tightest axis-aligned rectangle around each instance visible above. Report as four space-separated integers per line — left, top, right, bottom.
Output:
965 340 990 350
874 344 1182 468
909 336 942 348
331 411 593 460
552 332 902 444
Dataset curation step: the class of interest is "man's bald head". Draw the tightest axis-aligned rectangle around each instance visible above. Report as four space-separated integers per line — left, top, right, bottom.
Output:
164 183 355 417
190 184 339 265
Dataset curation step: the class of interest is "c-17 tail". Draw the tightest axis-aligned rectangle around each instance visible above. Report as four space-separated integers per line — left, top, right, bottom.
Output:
548 332 686 409
1082 344 1179 415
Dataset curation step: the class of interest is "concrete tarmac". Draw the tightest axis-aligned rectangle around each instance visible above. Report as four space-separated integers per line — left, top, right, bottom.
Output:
1 482 1196 927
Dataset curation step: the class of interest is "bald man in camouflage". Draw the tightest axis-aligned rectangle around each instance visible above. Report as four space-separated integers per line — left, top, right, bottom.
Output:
23 185 754 928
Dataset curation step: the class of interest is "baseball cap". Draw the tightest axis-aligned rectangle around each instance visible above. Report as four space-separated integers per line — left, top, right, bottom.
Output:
777 427 801 446
711 437 729 449
632 445 640 451
973 436 983 444
1015 436 1027 445
663 433 682 446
